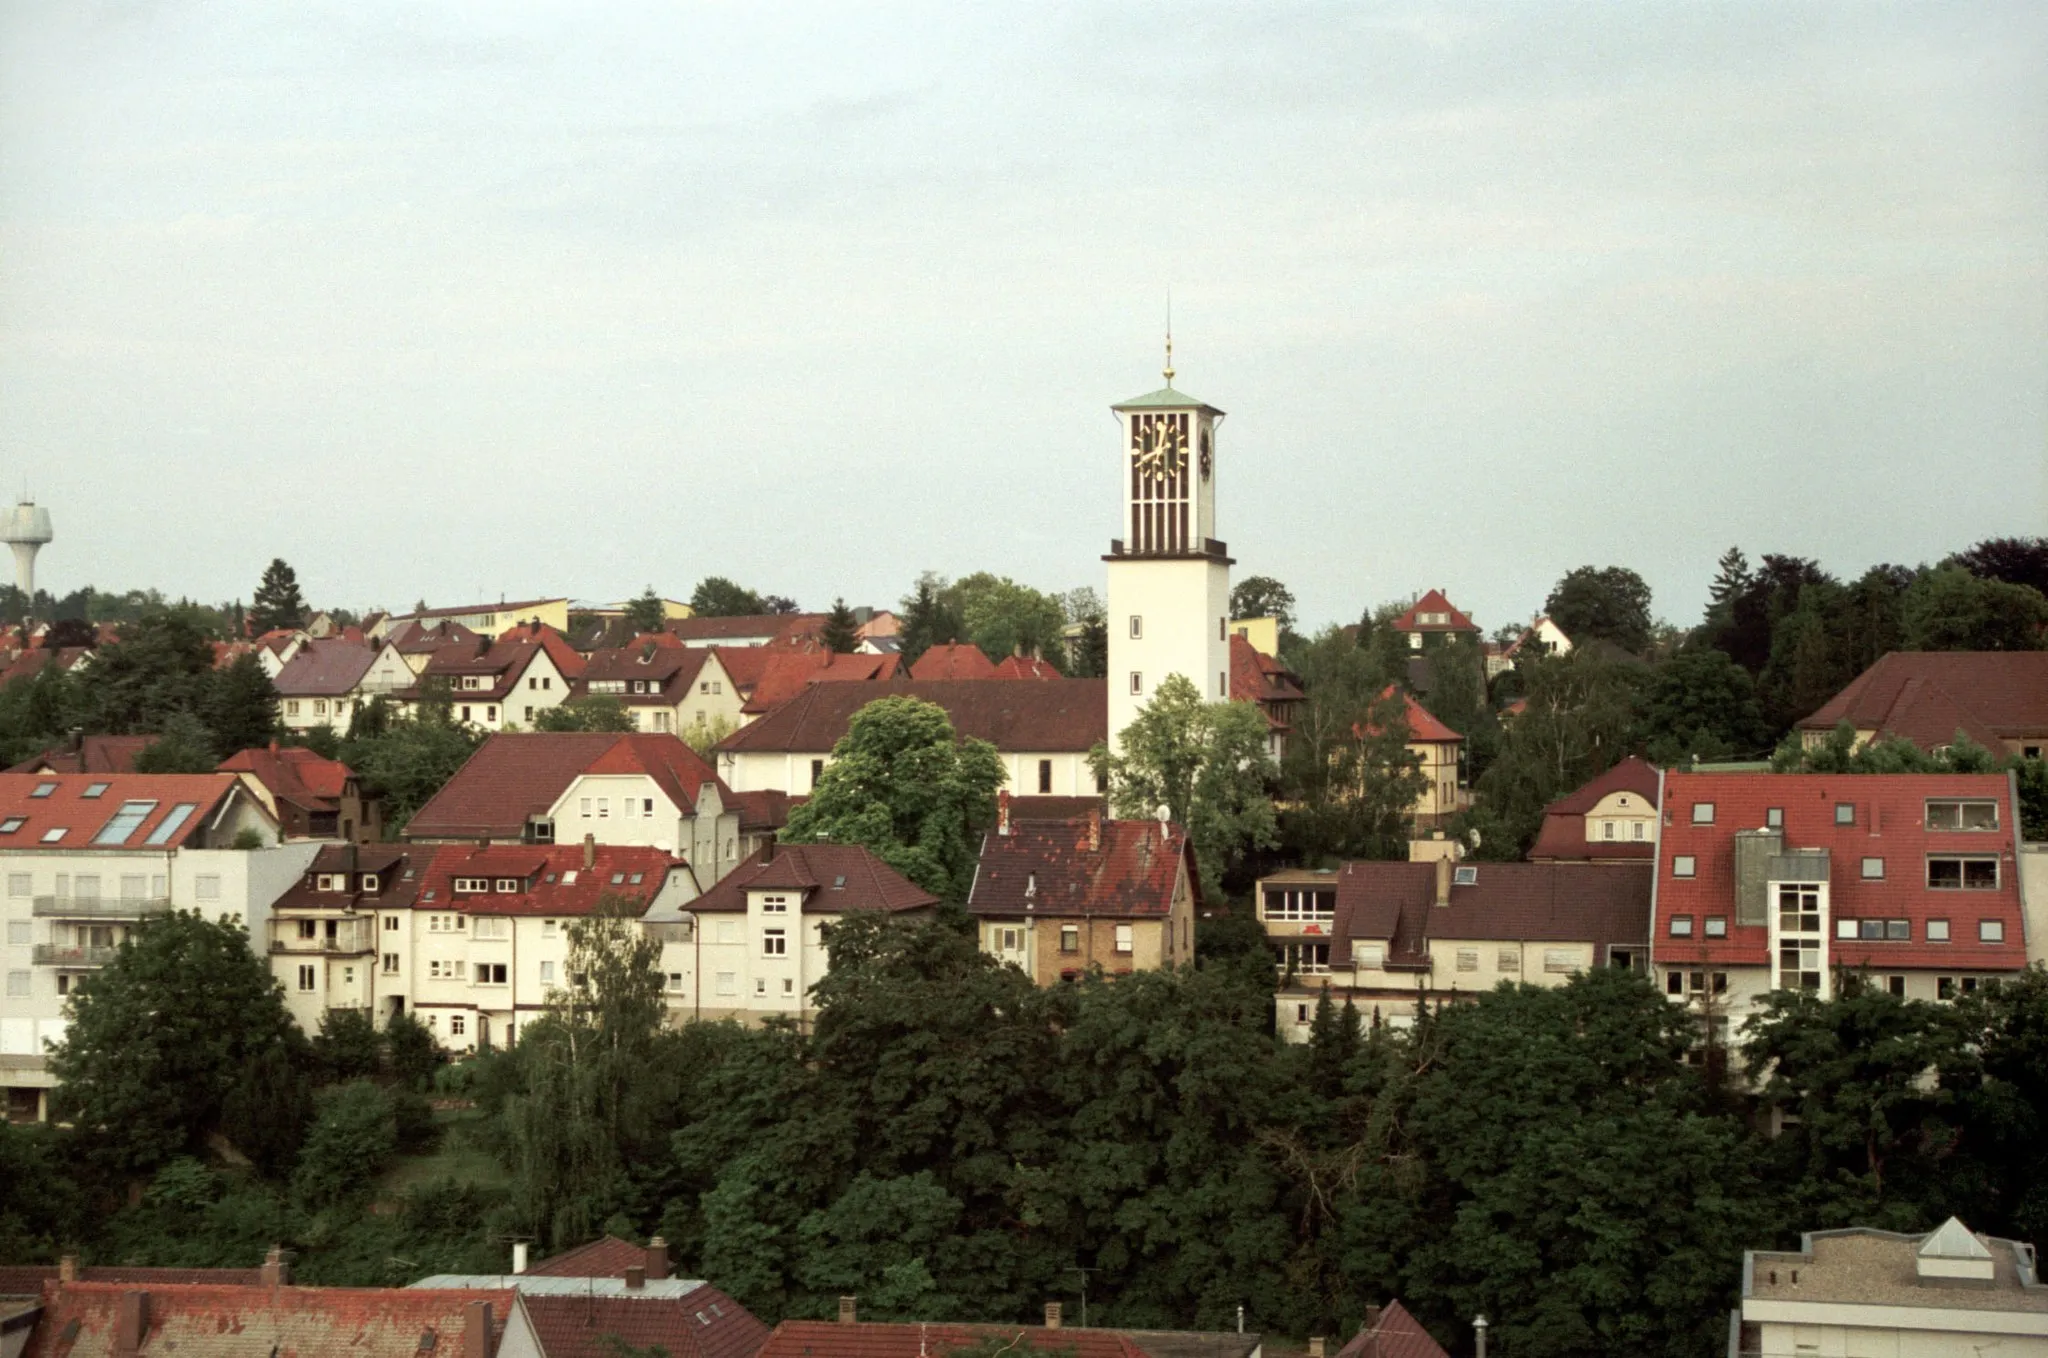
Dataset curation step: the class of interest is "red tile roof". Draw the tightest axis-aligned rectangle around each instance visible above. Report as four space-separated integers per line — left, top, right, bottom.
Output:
5 736 158 776
909 643 998 680
384 617 483 655
0 647 90 686
1388 589 1479 635
1329 861 1652 970
668 614 825 645
273 638 379 698
415 843 685 917
20 1282 517 1358
728 789 792 832
0 773 254 851
992 655 1063 680
0 1266 262 1293
759 1321 1152 1358
1526 757 1661 862
689 843 939 915
718 680 1107 755
521 1289 768 1358
524 1235 651 1278
412 627 584 699
218 743 353 812
742 649 901 715
969 817 1196 919
1793 652 2048 749
269 845 443 912
404 733 726 841
1333 1301 1450 1358
1654 772 2028 970
1360 688 1462 744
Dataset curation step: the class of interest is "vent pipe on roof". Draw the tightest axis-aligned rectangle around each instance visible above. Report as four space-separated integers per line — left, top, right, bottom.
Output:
512 1242 528 1275
997 789 1011 837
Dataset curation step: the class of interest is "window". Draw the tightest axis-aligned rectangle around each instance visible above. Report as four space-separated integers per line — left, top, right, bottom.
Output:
1632 822 1645 841
81 782 108 799
542 919 558 937
1886 975 1906 997
453 878 488 894
1926 799 1998 831
1542 949 1582 974
539 960 555 983
579 798 592 817
1453 865 1478 886
1273 941 1330 974
1980 919 2006 943
1928 857 1998 890
1114 924 1134 954
763 928 787 957
761 894 789 914
1129 672 1143 695
1455 947 1478 972
473 918 508 940
30 783 55 799
39 828 64 844
286 700 301 716
1834 802 1855 826
298 919 317 940
1928 918 1951 942
450 1015 465 1036
316 873 343 892
716 920 738 944
1669 915 1693 937
1836 918 1911 941
810 760 825 788
383 914 398 931
74 875 99 900
597 798 609 818
623 796 638 818
1778 883 1821 934
93 800 156 846
145 804 198 845
1672 855 1696 878
1038 759 1053 794
1602 821 1615 841
5 971 28 997
1766 807 1783 829
382 953 398 973
6 921 28 945
0 818 20 835
781 977 795 995
755 977 766 995
1262 889 1336 922
1496 948 1519 972
715 971 736 995
1128 615 1142 639
1060 925 1079 953
1704 917 1727 938
667 971 685 993
474 963 508 984
1691 802 1715 825
1861 857 1884 880
297 965 316 991
6 873 28 898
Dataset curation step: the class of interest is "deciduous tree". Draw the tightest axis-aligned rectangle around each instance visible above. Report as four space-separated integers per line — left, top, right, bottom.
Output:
535 697 637 732
689 577 767 618
1543 565 1653 654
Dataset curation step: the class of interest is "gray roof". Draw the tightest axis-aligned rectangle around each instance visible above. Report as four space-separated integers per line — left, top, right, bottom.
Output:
1112 384 1223 413
411 1274 710 1299
271 638 378 697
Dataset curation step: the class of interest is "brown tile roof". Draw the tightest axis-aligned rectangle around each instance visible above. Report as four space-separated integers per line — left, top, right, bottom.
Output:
1332 1301 1450 1358
728 789 792 832
524 1235 650 1278
1331 860 1652 969
579 643 711 705
20 1282 516 1358
268 845 443 912
1526 757 1662 861
759 1321 1155 1358
0 1266 262 1293
521 1289 768 1358
383 617 483 655
401 597 567 622
992 655 1063 680
404 733 726 841
217 744 352 812
689 843 939 915
718 680 1108 755
0 773 252 851
1794 651 2048 748
909 642 998 680
414 844 685 917
668 614 825 645
273 638 379 699
969 817 1195 919
1359 688 1461 744
5 736 158 776
1388 589 1480 635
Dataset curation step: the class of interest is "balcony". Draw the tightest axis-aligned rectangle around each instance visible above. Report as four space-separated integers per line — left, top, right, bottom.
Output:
31 895 172 919
269 924 375 955
33 944 118 967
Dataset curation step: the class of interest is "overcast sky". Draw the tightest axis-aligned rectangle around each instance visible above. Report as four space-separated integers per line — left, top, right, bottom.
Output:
1 2 2042 634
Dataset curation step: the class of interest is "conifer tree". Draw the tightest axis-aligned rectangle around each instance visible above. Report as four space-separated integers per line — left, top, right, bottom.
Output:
249 559 307 634
821 598 860 654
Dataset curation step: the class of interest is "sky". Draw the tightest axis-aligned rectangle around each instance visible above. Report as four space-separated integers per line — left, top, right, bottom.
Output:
1 2 2042 635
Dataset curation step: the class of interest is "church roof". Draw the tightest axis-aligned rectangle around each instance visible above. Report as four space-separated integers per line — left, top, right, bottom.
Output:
1112 384 1223 414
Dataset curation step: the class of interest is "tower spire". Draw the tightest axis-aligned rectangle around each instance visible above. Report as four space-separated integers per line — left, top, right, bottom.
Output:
1163 291 1175 387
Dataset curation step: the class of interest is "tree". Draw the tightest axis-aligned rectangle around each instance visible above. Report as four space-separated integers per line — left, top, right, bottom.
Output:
762 594 801 615
132 712 218 773
535 697 637 732
1056 588 1107 680
75 608 218 736
1639 647 1770 764
1543 565 1653 654
50 912 312 1176
1279 629 1427 864
783 697 1004 901
822 598 860 654
949 573 1067 668
898 573 965 668
293 1081 399 1208
0 661 83 767
689 577 767 617
1900 567 2048 652
312 1007 384 1082
1708 554 1832 676
341 715 484 834
249 559 308 634
1230 576 1297 633
204 650 282 754
623 587 666 634
1092 674 1279 897
1952 536 2048 595
682 712 738 757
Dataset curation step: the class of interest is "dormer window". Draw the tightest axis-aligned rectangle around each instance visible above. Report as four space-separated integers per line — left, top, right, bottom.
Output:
761 894 789 914
453 877 490 893
316 873 346 892
494 878 519 892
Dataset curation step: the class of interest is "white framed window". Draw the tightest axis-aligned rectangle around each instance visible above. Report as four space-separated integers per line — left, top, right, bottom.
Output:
1114 924 1133 954
1928 857 1998 891
5 971 29 997
763 928 787 957
6 921 28 945
1128 616 1142 639
579 798 592 817
493 878 518 893
542 919 558 937
384 915 399 931
1980 919 2006 943
453 877 489 893
597 798 609 818
755 977 766 995
450 1015 466 1036
1496 948 1518 972
5 873 27 897
716 919 739 944
1691 802 1715 825
1455 948 1478 972
667 971 685 992
540 960 556 983
1861 857 1884 880
1129 672 1142 695
761 895 789 914
474 963 508 984
473 917 508 940
1671 855 1696 878
297 965 316 991
1542 948 1582 974
382 953 399 973
715 971 736 995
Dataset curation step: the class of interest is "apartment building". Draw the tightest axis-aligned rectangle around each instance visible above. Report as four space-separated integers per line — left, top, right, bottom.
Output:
1651 772 2031 1023
577 640 747 737
1255 857 1652 1039
966 805 1197 984
0 773 315 1122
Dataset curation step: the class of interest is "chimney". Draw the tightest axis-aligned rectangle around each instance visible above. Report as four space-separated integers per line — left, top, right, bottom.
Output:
1308 1340 1325 1358
464 1300 493 1358
838 1296 858 1325
1434 854 1452 907
1043 1302 1062 1330
998 789 1012 836
58 1254 76 1284
511 1242 529 1275
261 1243 288 1288
624 1264 646 1291
1364 1304 1381 1332
583 833 596 871
645 1237 670 1281
1086 805 1101 852
762 836 777 865
115 1291 148 1355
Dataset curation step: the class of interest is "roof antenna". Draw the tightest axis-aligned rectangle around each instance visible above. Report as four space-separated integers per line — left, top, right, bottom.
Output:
1162 289 1175 387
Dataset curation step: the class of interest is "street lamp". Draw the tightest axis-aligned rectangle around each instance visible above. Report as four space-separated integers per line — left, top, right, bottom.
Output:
1472 1314 1489 1358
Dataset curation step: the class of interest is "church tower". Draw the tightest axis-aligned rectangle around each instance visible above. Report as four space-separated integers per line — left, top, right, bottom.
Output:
1105 342 1232 753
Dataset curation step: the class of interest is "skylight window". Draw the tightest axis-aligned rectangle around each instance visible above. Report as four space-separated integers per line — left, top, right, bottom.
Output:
30 783 55 799
93 800 158 846
40 828 66 843
144 804 198 846
1453 866 1478 886
0 817 22 834
82 783 109 799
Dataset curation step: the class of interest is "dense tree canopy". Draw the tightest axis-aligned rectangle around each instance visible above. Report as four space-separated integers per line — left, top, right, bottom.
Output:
949 573 1068 670
689 577 777 617
534 696 637 732
1278 628 1426 864
1230 575 1297 632
1543 565 1654 653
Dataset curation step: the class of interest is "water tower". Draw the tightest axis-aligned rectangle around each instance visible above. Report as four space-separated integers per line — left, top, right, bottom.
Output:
0 501 53 599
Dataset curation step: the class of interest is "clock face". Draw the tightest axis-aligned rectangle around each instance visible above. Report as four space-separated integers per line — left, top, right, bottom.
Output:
1199 428 1212 480
1134 417 1185 480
